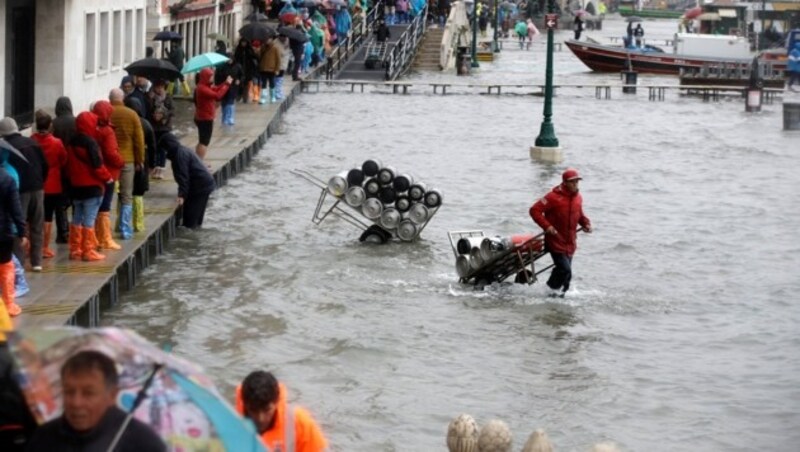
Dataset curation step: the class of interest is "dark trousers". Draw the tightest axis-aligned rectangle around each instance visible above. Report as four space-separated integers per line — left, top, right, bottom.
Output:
546 252 573 292
55 197 70 243
291 48 304 80
14 190 44 267
182 192 211 229
44 193 66 221
99 181 115 212
0 239 13 263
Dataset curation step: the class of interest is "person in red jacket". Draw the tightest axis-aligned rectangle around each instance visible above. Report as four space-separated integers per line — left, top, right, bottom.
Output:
66 112 113 262
530 168 592 296
193 67 231 161
91 101 125 251
30 110 68 260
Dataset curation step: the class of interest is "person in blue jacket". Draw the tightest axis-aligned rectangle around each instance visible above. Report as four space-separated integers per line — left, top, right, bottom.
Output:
158 133 215 229
787 42 800 92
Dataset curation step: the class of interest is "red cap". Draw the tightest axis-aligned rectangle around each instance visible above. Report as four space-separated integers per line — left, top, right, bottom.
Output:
562 168 582 182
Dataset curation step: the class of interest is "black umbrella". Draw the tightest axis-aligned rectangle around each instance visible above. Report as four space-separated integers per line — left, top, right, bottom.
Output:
239 22 277 41
0 138 28 163
153 30 183 41
277 26 310 43
244 11 270 22
124 58 181 82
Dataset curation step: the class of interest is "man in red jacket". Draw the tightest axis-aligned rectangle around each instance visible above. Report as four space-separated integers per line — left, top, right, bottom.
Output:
530 168 592 296
194 67 231 161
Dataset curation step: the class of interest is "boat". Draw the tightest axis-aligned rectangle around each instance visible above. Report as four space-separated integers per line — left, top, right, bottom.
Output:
565 34 787 75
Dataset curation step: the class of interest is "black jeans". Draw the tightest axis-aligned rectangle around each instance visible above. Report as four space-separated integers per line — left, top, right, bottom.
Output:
182 192 211 229
546 252 573 293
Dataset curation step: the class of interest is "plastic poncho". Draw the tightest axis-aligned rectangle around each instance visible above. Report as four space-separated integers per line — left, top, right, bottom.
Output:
514 21 528 37
308 23 325 54
410 0 426 17
312 10 326 26
335 9 352 38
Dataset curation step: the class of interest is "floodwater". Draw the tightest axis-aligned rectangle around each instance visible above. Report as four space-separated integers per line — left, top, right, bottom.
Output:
106 17 800 451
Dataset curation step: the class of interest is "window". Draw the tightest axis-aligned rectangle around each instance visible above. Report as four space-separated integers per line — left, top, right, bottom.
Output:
136 8 144 59
99 12 109 71
113 11 122 67
124 9 133 63
85 13 96 75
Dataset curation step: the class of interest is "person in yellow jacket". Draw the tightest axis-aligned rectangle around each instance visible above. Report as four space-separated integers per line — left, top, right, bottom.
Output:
235 370 327 452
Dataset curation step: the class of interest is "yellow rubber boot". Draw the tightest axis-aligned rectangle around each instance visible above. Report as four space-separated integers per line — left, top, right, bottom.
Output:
133 196 145 232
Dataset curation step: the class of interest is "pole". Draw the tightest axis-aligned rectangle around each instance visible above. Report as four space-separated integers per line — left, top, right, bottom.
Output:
493 0 500 53
471 2 480 67
213 0 220 34
535 0 559 148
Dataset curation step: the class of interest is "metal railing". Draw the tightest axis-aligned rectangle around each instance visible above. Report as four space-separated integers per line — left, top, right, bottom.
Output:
320 3 384 80
384 4 428 81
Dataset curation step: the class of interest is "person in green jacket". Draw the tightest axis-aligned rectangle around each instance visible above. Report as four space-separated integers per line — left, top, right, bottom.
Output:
515 20 528 49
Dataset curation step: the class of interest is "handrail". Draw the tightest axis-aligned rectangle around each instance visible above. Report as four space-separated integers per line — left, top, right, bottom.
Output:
384 4 428 80
319 2 385 80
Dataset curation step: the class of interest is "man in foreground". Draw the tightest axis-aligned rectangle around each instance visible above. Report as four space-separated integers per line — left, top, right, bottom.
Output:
26 350 166 451
236 370 327 452
530 168 592 296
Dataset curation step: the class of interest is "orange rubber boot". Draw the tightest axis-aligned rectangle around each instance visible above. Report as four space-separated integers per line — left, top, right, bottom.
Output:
81 227 105 261
0 261 20 317
43 222 55 258
96 212 121 250
68 225 83 260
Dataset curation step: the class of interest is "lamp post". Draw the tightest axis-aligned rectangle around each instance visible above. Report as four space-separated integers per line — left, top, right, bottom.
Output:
493 0 500 53
471 1 480 67
531 0 562 162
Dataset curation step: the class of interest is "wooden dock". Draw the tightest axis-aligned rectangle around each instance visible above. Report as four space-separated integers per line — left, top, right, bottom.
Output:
12 81 302 329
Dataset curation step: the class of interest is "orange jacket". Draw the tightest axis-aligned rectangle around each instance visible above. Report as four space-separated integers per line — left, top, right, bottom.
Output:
235 382 327 452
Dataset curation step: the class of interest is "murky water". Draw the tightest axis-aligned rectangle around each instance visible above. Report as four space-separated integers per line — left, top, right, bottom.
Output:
106 18 800 451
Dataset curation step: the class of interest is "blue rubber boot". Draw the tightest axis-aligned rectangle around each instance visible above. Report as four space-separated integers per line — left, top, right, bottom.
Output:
270 88 277 103
274 77 284 100
13 254 29 298
120 204 134 239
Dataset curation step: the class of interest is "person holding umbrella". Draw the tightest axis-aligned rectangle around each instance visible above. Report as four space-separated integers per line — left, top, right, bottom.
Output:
193 68 232 161
25 350 167 451
168 40 186 95
234 38 259 103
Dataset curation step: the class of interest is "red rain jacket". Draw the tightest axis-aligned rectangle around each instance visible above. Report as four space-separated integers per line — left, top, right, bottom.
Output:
66 112 112 198
194 67 230 121
530 184 591 256
31 132 68 194
92 101 125 181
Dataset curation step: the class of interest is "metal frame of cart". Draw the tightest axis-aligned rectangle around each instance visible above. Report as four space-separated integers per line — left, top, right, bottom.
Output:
447 230 552 286
293 168 439 242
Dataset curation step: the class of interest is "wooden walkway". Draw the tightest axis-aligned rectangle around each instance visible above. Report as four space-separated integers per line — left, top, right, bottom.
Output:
13 81 301 329
301 79 786 103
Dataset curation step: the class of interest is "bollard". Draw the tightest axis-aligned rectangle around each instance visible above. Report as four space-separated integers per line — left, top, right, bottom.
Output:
457 46 471 76
745 88 762 112
621 70 638 94
785 103 800 130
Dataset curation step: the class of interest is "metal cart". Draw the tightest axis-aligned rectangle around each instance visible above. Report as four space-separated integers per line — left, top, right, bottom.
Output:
447 230 551 287
292 168 440 243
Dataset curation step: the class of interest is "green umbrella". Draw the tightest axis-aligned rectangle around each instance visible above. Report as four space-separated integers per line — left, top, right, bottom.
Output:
180 52 230 74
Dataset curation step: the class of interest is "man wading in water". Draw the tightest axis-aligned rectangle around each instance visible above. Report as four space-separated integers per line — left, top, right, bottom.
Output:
530 168 592 297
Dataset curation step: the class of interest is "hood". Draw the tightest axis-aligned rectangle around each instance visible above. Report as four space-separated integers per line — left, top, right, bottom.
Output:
124 96 145 119
120 75 134 88
158 132 183 159
92 100 114 125
199 67 214 85
75 111 98 138
55 96 74 117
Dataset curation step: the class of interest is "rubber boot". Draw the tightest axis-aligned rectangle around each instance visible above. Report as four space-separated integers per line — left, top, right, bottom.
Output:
81 228 105 261
133 197 145 232
69 224 83 260
43 222 55 258
270 88 277 103
12 255 29 298
119 204 134 239
0 261 20 317
259 88 268 105
96 212 121 250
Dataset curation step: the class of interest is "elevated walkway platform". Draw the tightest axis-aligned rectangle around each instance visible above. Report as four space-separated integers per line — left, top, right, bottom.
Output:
335 24 409 81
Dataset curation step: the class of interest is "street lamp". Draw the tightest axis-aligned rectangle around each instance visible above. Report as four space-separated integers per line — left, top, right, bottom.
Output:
493 0 500 53
531 0 561 161
535 0 558 147
471 1 480 68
